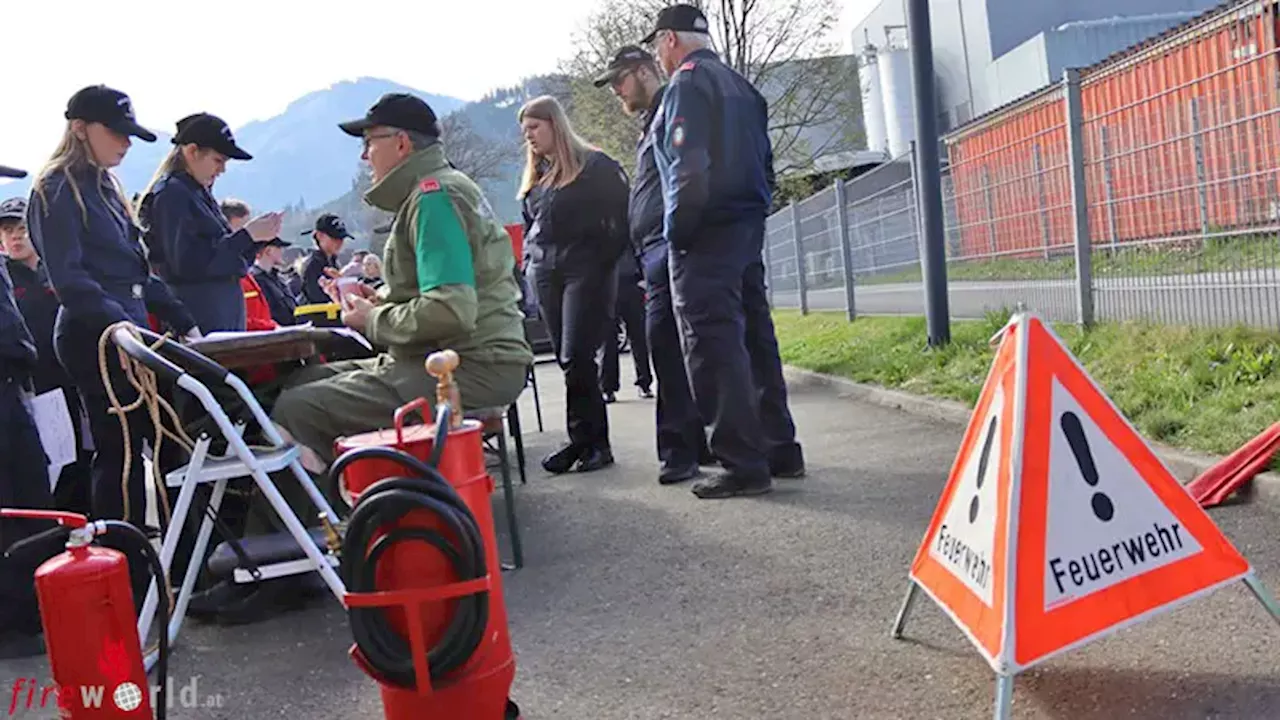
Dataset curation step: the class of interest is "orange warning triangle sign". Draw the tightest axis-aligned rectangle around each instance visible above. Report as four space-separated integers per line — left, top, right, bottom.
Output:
908 313 1251 674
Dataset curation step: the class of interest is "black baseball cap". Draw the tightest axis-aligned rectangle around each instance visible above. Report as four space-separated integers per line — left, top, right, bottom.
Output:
339 93 441 138
0 197 25 220
260 237 289 249
304 213 352 240
593 46 656 87
172 113 252 161
641 4 711 44
0 165 25 179
65 85 157 142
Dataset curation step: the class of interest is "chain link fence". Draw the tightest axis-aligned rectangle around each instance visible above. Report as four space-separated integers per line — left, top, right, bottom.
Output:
767 31 1280 330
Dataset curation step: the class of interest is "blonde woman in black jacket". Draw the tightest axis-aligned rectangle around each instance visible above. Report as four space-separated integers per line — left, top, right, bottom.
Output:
518 95 630 474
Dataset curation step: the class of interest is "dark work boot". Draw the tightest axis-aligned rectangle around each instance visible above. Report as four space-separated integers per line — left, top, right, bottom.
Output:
658 463 701 485
542 444 586 474
691 473 773 500
576 447 615 473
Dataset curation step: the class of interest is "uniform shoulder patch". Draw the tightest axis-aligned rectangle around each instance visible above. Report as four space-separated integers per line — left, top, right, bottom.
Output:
418 178 442 193
678 61 697 73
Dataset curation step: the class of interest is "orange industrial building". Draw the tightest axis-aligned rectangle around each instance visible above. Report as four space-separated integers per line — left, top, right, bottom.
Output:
944 0 1280 259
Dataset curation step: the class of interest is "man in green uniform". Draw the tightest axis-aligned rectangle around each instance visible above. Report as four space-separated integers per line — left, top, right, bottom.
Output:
270 92 533 495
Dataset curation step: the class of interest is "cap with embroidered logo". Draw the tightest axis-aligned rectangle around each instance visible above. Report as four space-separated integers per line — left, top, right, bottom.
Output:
172 113 252 161
304 213 352 241
65 85 157 142
593 45 656 88
0 197 25 220
641 4 711 44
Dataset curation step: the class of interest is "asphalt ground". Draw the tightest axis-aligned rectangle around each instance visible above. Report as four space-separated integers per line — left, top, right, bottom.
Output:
2 361 1278 719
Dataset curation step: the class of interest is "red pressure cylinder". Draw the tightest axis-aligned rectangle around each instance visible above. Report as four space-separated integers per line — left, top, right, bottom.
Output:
335 399 515 720
4 511 153 719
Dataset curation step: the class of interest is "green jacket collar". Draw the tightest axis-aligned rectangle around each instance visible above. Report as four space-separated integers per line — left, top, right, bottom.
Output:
365 143 448 212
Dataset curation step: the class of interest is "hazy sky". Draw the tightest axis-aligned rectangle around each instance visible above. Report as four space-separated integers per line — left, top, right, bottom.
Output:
1 0 877 180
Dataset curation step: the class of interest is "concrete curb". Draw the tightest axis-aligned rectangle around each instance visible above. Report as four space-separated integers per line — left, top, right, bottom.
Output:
783 365 1280 509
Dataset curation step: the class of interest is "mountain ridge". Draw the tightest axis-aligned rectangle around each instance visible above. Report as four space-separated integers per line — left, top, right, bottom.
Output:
0 78 468 213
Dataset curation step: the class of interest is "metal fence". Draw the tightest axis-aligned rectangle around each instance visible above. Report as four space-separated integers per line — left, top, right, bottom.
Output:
766 34 1280 330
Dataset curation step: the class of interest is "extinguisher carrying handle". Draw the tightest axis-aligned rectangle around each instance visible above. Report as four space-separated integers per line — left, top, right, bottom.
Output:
393 398 431 447
390 398 452 468
0 509 88 527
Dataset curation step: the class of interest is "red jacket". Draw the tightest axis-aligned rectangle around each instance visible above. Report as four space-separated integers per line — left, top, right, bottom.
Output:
240 274 279 384
241 273 277 332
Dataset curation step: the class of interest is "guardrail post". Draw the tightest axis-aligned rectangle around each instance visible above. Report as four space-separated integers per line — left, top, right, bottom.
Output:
834 178 856 321
1064 68 1094 328
791 202 809 315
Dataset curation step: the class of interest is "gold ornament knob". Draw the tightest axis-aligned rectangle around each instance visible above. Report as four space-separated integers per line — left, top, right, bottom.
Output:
425 350 463 428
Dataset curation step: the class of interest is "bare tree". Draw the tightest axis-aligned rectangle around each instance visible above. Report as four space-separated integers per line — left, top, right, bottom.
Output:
561 0 861 176
440 113 520 185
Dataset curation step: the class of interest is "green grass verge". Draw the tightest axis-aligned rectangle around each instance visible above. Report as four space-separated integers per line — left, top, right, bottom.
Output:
773 309 1280 462
856 232 1280 286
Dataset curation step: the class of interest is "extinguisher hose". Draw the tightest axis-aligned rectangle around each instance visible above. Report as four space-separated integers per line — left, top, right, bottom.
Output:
101 521 169 720
331 425 490 689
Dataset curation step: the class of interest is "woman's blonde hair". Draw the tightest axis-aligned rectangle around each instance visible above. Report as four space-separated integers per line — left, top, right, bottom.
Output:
32 121 134 229
138 146 190 209
516 95 597 198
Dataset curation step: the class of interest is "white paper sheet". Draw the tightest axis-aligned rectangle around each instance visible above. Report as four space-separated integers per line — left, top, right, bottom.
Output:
201 322 314 343
193 322 372 353
327 326 374 351
29 388 77 491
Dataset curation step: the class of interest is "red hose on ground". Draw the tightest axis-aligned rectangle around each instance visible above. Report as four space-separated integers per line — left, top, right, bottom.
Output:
1186 421 1280 507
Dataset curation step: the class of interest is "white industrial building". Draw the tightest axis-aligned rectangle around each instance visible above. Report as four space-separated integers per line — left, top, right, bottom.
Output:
851 0 1222 155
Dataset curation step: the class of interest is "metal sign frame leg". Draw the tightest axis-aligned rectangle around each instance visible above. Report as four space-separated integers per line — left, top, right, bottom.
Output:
993 674 1014 720
1244 572 1280 624
890 581 919 639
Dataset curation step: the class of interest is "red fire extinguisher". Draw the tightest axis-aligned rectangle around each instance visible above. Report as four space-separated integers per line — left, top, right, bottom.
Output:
1 510 170 719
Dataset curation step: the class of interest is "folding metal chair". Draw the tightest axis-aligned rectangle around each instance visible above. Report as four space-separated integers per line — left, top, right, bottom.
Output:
112 327 345 671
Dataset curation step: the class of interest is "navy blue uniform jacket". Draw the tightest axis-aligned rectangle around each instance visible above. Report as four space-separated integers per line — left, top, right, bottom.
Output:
630 85 668 261
300 249 337 306
250 264 297 327
26 166 197 336
653 49 775 251
140 172 258 332
0 262 36 382
5 258 72 393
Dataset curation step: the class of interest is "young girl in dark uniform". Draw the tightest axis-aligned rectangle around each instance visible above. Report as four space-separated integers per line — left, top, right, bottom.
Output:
138 113 281 332
26 85 197 528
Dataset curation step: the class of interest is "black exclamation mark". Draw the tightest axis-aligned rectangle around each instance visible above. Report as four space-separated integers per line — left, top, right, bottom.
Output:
969 416 998 523
1061 412 1115 522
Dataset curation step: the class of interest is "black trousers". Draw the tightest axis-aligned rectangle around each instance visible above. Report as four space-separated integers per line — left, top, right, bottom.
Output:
742 254 803 469
0 377 57 636
642 249 708 471
531 261 615 452
599 274 652 393
669 223 801 480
